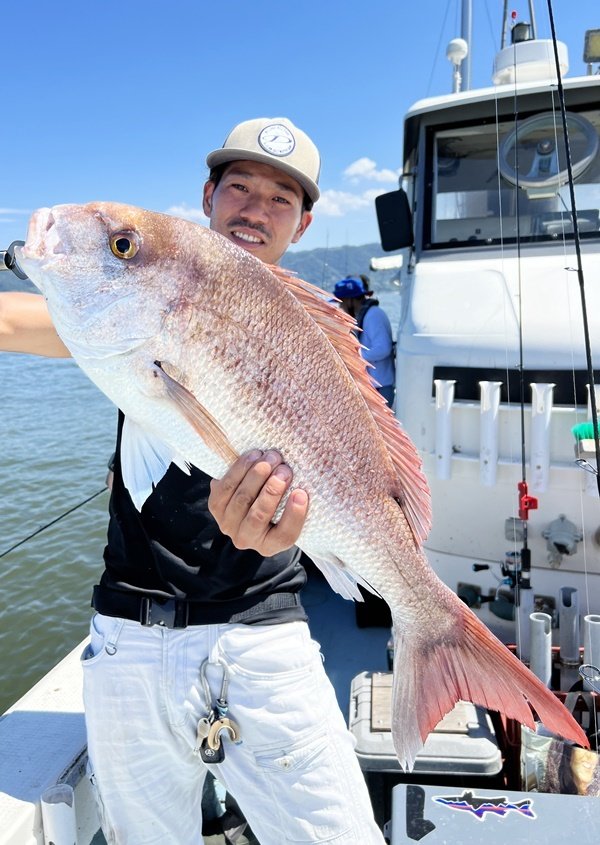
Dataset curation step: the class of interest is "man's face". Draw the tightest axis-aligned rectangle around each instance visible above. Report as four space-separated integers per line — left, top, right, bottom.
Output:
203 160 313 265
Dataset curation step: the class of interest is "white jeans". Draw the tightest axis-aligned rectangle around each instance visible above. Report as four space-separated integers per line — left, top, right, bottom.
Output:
81 613 385 845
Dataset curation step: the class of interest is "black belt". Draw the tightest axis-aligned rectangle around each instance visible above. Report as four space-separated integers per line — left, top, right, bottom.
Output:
91 584 301 628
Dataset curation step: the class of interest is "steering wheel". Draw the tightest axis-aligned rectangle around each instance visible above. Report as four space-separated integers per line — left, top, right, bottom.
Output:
499 111 598 195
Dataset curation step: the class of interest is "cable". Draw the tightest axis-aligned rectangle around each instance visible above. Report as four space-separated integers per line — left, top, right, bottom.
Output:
0 487 108 559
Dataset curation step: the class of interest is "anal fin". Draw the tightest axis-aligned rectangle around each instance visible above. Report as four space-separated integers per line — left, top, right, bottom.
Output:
307 552 382 602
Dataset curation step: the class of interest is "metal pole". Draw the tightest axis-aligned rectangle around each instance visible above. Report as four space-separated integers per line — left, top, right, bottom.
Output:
501 0 509 49
528 0 537 39
461 0 472 90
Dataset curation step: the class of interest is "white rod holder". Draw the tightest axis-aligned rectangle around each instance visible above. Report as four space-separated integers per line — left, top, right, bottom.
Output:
583 614 600 690
479 381 502 486
41 783 77 845
558 586 580 664
581 382 599 498
530 612 552 686
530 382 554 493
586 383 600 420
516 587 535 662
434 379 455 480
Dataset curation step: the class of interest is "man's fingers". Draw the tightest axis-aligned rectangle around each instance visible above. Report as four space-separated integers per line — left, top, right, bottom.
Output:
234 462 293 542
258 488 309 557
208 449 266 519
209 449 286 532
208 449 309 555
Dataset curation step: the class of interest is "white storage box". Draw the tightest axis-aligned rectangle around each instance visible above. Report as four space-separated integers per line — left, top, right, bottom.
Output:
349 671 502 776
389 782 598 844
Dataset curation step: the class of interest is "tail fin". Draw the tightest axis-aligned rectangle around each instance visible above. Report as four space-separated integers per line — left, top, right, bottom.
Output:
391 601 589 771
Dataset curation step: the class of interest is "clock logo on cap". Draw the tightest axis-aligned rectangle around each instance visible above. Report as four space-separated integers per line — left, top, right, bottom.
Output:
258 124 296 157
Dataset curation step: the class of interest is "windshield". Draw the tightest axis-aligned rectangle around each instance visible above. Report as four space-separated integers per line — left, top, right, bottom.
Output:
426 108 600 249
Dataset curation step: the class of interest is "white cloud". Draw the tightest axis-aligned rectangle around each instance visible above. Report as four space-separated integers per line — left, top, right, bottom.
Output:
0 208 31 215
166 184 390 224
343 157 400 184
165 203 207 223
317 187 388 217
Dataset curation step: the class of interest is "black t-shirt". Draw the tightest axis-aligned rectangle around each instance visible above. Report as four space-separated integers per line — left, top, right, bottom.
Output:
97 413 307 624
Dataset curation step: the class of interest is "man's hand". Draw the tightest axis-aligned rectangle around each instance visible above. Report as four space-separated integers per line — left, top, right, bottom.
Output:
208 450 308 557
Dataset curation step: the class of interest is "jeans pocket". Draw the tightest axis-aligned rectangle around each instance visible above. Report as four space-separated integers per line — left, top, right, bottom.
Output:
253 730 353 842
80 613 123 667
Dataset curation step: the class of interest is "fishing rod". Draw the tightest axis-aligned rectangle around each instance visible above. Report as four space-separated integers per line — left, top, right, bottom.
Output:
503 10 537 656
0 487 108 559
546 0 600 500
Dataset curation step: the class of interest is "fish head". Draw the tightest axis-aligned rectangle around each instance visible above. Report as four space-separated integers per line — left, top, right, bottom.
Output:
16 201 188 356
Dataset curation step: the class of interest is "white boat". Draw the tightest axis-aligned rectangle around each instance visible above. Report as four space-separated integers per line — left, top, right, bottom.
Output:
2 5 600 843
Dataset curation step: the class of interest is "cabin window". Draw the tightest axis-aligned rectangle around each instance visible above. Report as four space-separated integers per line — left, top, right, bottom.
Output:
426 108 600 249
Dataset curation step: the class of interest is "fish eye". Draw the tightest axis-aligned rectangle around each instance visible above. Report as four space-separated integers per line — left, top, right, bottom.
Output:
110 231 140 260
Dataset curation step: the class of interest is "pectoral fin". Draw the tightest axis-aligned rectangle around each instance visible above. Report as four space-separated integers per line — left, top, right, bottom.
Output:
152 361 238 466
121 416 191 510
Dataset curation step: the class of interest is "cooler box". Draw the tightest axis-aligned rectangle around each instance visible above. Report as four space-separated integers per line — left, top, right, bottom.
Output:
349 671 502 776
389 782 599 844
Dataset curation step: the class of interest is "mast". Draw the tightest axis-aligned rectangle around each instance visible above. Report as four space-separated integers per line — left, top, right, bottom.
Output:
460 0 472 90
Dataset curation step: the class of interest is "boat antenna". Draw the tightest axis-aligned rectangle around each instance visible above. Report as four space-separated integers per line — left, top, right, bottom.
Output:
527 0 538 39
546 0 600 499
460 0 473 90
501 1 508 49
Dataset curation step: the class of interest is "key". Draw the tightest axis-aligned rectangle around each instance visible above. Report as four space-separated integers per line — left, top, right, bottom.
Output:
207 716 241 751
200 736 225 763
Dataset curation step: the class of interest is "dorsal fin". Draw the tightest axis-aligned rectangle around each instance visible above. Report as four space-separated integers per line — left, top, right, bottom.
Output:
268 265 431 544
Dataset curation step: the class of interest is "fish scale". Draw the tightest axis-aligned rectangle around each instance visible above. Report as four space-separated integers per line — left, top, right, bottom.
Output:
17 200 590 770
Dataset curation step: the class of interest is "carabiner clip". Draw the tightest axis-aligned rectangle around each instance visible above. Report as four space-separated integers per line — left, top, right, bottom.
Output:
579 664 600 693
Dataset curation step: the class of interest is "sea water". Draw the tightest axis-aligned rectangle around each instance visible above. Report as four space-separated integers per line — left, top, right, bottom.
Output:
0 353 116 714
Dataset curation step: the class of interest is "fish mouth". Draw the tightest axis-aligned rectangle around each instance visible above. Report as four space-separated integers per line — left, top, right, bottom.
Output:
19 207 65 265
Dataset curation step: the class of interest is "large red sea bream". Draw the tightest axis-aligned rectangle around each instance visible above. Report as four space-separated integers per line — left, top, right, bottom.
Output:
17 201 589 769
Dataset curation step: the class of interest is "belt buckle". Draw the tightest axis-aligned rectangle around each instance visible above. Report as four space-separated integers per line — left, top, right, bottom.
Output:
140 597 188 628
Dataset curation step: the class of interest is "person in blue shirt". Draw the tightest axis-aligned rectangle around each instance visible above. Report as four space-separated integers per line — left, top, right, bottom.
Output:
332 275 396 407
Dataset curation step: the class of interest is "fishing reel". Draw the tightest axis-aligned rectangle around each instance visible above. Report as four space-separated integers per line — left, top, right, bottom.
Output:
0 240 28 280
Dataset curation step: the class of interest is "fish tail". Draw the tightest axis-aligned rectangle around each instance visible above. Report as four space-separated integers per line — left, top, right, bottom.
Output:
390 594 589 771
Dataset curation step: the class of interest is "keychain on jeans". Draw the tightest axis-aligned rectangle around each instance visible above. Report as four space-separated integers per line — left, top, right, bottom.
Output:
197 659 241 763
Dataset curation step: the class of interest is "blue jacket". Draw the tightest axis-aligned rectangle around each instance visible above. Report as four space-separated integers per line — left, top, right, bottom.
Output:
357 301 395 388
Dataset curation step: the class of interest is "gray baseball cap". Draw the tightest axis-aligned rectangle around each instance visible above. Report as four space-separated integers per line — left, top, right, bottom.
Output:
206 117 321 203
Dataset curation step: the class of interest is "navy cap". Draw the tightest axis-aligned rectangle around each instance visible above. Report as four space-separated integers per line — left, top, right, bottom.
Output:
333 277 365 299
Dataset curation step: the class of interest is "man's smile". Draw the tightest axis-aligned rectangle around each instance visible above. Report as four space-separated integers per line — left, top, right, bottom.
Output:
231 230 264 244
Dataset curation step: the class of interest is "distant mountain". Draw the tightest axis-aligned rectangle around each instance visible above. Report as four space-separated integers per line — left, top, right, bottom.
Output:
1 242 403 297
281 242 403 295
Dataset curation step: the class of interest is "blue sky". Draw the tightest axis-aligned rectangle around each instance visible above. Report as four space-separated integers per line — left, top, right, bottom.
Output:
1 1 598 252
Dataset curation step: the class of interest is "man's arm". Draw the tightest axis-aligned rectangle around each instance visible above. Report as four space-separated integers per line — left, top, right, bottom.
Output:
0 292 70 357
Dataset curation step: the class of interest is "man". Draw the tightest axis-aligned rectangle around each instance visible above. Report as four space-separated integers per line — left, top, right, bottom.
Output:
332 275 395 407
0 118 385 844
